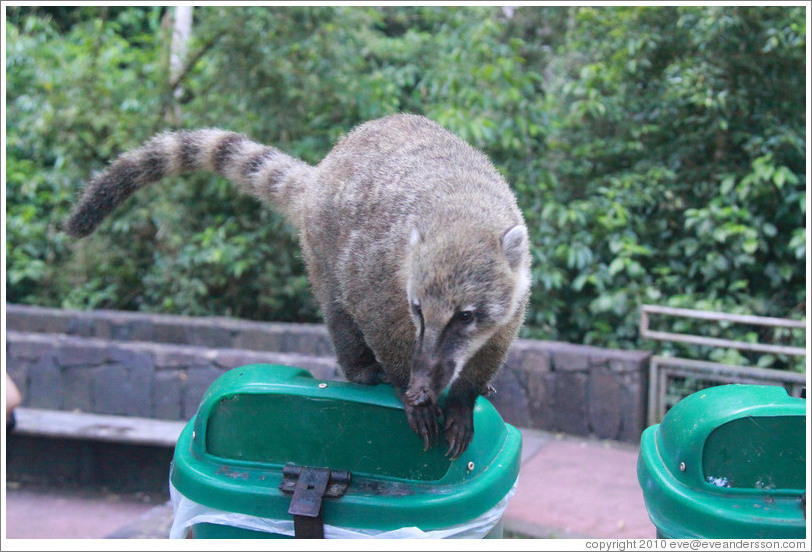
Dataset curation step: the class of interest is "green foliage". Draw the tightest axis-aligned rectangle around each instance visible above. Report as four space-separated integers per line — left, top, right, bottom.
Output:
519 6 806 370
6 8 166 309
5 6 806 370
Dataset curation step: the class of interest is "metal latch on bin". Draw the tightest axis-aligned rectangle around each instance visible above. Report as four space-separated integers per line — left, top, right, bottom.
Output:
279 464 351 538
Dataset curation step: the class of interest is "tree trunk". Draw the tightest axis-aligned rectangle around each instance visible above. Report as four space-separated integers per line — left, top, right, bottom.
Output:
168 6 193 125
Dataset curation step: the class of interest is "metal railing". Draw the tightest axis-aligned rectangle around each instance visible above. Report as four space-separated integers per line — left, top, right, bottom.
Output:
640 304 807 425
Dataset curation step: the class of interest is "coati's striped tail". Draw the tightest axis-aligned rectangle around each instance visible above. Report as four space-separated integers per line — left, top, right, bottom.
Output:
65 129 313 237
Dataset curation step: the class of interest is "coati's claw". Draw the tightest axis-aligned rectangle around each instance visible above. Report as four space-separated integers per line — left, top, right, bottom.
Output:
443 407 474 460
405 401 439 451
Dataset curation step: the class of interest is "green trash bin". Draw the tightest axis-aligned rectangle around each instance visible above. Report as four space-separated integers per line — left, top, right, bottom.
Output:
637 384 806 539
169 364 521 538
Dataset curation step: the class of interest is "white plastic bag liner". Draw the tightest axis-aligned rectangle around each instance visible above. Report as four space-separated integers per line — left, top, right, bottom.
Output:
170 476 518 539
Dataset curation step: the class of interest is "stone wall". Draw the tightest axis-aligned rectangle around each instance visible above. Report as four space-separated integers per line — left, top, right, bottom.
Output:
5 304 651 443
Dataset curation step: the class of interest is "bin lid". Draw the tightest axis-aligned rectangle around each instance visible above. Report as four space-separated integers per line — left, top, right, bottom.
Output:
637 384 806 539
170 364 521 531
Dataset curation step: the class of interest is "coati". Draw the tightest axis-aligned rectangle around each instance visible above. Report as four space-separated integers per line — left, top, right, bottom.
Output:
65 114 532 459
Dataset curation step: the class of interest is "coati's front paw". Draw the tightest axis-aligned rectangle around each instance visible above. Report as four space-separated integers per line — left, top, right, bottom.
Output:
404 401 441 451
404 385 433 407
443 404 474 460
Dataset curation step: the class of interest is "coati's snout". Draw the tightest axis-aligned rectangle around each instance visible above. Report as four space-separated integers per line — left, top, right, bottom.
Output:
405 330 458 408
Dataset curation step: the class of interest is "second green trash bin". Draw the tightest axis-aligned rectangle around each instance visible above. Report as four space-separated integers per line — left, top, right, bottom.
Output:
637 384 807 539
169 364 522 538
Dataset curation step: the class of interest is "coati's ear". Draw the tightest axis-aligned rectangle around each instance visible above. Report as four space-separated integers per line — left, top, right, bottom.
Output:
501 225 528 269
409 226 423 248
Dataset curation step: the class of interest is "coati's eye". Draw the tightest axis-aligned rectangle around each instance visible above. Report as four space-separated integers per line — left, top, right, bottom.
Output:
456 310 474 324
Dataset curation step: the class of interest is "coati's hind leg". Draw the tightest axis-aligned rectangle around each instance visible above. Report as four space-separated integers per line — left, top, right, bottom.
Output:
323 303 386 385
